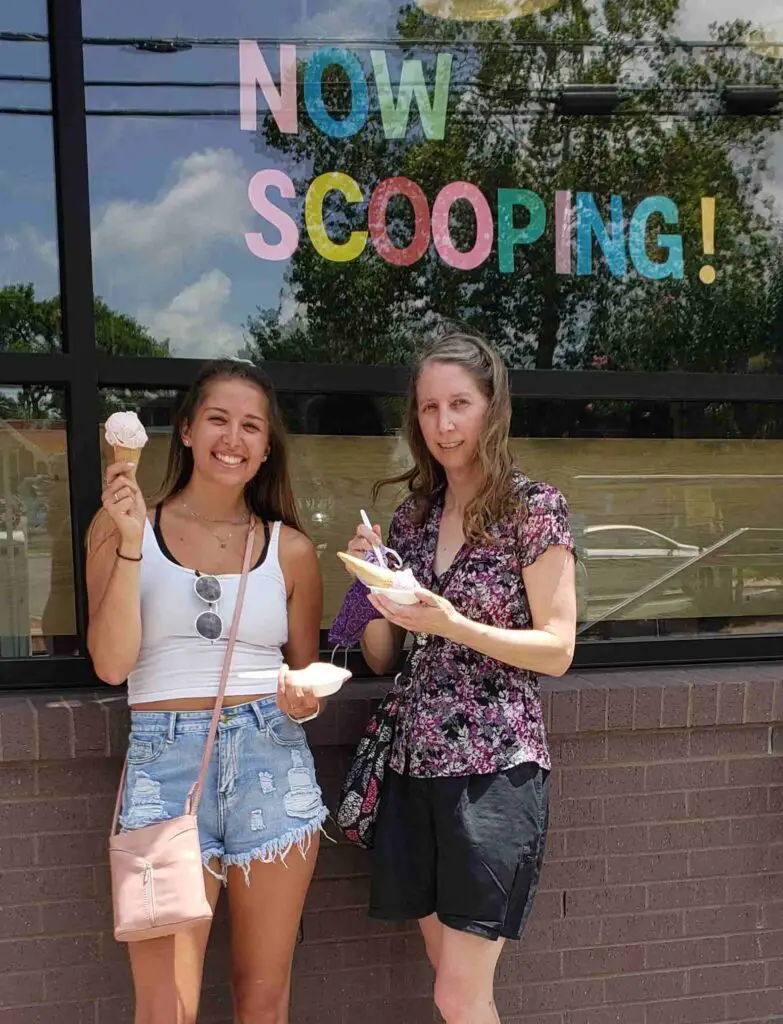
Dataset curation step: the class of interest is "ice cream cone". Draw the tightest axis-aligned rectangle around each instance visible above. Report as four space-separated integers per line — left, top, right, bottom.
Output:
113 445 142 468
337 551 397 588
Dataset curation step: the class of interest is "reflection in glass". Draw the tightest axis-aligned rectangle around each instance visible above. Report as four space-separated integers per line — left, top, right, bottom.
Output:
101 390 783 641
0 389 77 657
414 0 560 19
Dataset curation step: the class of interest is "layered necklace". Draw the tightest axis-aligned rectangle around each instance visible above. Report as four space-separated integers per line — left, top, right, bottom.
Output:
179 497 250 549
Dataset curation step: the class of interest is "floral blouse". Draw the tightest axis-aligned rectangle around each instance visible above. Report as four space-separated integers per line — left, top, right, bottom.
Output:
386 471 575 778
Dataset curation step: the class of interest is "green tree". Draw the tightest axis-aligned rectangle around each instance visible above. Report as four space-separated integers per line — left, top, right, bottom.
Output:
245 1 783 373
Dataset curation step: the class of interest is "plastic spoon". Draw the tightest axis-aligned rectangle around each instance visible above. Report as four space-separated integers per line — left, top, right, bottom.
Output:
360 508 387 568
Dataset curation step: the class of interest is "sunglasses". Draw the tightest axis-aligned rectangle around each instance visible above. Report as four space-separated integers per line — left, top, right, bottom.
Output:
194 573 224 641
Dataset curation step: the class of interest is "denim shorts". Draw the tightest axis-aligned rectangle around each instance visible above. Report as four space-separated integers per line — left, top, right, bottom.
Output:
119 697 328 881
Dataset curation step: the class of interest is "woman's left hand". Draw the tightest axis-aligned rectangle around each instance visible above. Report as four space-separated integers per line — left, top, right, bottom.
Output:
276 663 320 722
368 589 461 639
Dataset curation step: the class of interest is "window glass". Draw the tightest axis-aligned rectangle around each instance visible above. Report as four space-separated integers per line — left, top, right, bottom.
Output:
84 1 783 370
0 14 59 353
0 388 77 657
101 389 783 640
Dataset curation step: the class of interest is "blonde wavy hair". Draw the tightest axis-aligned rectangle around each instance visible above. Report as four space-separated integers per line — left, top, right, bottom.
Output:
373 331 517 544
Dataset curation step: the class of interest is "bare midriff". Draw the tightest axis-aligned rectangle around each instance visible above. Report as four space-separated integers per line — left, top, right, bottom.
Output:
130 692 273 712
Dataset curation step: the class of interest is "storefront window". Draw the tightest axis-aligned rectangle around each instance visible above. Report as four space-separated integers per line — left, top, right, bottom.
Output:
0 388 77 658
102 389 783 641
84 1 783 371
0 20 60 353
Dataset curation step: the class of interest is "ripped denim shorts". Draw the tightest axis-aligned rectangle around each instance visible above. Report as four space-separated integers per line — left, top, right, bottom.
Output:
119 697 328 882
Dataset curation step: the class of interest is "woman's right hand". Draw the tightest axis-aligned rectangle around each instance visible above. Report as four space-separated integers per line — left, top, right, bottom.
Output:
101 462 147 547
344 521 383 570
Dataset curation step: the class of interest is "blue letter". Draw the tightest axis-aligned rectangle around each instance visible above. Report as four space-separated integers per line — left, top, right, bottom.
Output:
576 193 627 277
305 48 368 139
629 196 684 280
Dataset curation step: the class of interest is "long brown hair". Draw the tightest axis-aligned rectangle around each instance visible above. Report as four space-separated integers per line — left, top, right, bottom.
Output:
156 358 303 531
373 331 516 544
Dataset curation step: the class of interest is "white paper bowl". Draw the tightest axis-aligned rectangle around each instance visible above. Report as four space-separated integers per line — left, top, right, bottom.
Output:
238 663 352 698
370 586 419 605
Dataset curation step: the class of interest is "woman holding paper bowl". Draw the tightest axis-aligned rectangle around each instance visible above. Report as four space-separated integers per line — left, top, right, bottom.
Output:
87 359 335 1024
339 332 577 1024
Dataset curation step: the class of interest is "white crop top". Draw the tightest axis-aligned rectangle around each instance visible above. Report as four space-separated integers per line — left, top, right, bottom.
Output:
126 514 288 704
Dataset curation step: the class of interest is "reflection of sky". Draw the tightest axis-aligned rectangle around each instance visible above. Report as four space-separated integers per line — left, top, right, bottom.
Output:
3 0 783 357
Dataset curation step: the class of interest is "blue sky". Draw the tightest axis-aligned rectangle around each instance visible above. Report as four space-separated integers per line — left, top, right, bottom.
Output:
2 0 783 358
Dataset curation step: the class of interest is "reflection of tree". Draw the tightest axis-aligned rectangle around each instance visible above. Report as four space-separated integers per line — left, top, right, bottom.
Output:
245 3 783 373
0 283 170 418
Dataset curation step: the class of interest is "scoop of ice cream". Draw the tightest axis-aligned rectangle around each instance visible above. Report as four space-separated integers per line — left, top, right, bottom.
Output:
392 568 419 591
104 411 148 449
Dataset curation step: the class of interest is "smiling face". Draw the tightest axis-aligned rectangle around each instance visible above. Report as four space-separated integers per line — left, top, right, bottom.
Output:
181 378 271 488
415 360 489 471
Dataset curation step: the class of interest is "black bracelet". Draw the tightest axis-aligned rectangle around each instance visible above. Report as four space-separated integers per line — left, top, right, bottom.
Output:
116 548 143 562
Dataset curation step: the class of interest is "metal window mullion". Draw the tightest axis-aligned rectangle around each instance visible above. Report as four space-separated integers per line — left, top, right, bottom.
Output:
48 0 101 657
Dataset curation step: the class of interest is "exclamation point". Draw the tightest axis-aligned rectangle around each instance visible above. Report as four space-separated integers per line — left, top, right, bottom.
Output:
699 197 716 285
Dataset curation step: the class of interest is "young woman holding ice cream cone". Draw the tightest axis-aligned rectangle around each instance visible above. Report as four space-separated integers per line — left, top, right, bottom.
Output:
339 332 577 1024
87 360 326 1024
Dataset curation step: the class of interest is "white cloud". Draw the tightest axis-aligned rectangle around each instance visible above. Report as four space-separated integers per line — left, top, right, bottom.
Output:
91 148 251 275
676 1 783 39
0 224 59 295
139 269 244 358
294 0 393 39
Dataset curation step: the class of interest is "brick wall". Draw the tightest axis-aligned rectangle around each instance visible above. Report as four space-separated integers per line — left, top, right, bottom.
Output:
0 665 781 1023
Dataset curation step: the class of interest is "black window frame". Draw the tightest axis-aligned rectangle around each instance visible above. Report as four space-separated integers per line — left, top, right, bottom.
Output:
0 0 781 688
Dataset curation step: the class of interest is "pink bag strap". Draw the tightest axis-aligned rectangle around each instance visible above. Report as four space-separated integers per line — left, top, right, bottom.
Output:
110 518 258 836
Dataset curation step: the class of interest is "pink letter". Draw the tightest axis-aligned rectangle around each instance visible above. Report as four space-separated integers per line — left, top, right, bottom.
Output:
432 182 493 270
369 177 431 266
239 41 297 134
555 190 573 274
245 170 299 261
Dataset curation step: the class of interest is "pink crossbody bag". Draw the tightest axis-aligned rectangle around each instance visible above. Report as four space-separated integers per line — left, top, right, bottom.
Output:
108 520 256 943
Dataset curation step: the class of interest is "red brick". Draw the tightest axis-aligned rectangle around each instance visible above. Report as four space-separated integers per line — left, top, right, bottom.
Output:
717 682 745 725
0 700 38 761
632 686 663 729
607 688 633 730
767 958 783 985
686 786 768 818
562 943 645 978
725 987 783 1019
661 686 690 728
774 680 783 722
41 899 112 935
577 689 606 732
759 930 783 957
565 1010 644 1024
0 1006 94 1024
550 691 578 734
732 813 783 845
689 844 766 878
37 760 118 798
0 905 41 940
690 726 770 758
726 932 761 960
646 759 726 791
512 950 563 983
649 819 730 853
685 903 759 937
541 858 606 889
689 684 718 727
728 755 783 786
646 936 725 969
604 967 685 1003
762 901 783 928
0 936 99 972
604 791 685 825
0 837 35 869
565 885 645 917
606 731 689 763
305 877 369 911
0 766 36 799
515 978 604 1013
566 824 649 858
688 960 766 994
727 871 783 904
744 680 775 723
549 798 603 829
0 867 94 904
601 910 683 944
37 831 105 868
0 799 90 837
556 736 606 767
35 703 75 760
312 842 370 879
388 962 433 997
551 917 602 950
337 937 393 970
648 877 727 911
0 972 44 1008
560 766 644 799
650 995 727 1024
607 852 688 885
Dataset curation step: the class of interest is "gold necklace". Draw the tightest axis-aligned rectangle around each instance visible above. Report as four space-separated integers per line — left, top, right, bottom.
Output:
180 498 249 550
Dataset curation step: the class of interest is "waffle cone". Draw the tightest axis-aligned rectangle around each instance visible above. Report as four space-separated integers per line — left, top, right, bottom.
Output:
337 551 396 588
113 445 142 468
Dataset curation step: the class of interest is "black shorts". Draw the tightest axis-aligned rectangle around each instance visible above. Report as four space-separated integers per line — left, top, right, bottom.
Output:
369 762 549 942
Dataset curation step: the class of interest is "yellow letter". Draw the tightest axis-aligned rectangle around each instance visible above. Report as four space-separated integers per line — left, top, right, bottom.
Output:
305 173 367 262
